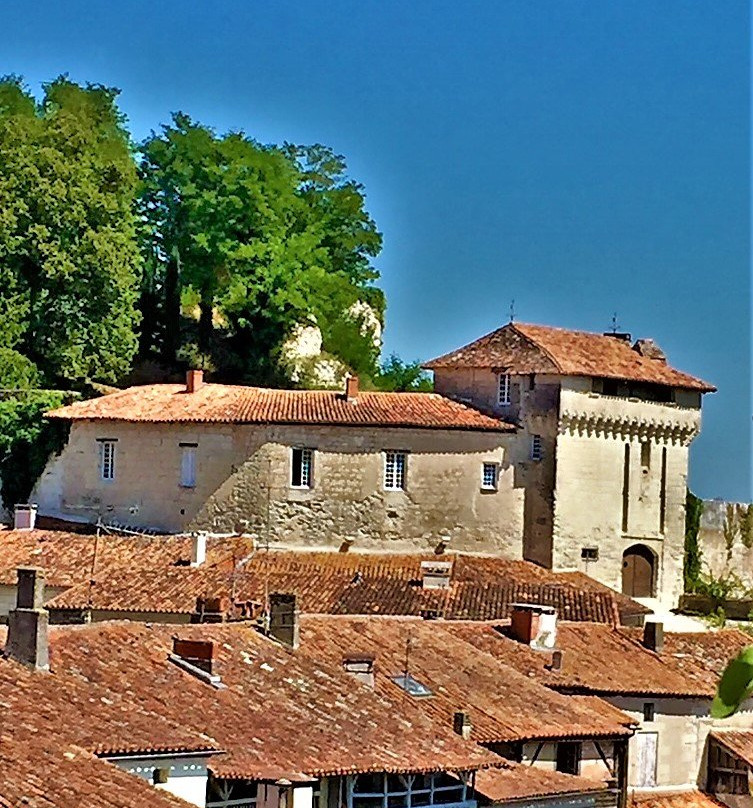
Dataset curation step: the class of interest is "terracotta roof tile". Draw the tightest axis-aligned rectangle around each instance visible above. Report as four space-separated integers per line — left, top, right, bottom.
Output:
474 762 608 802
424 322 714 392
299 616 632 744
37 541 648 625
449 622 751 698
47 384 514 431
709 730 753 766
628 792 727 808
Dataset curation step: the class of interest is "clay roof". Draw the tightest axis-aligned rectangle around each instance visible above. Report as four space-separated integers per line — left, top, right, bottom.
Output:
38 541 648 625
474 762 607 802
449 622 751 698
709 730 753 766
424 322 714 392
299 616 633 743
47 384 514 431
39 621 494 781
628 793 727 808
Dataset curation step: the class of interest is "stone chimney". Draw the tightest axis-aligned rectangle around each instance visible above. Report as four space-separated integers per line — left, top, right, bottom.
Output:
549 649 564 671
13 504 37 531
344 374 359 403
268 593 300 650
510 603 557 650
633 339 667 363
190 532 207 567
603 332 632 343
186 369 204 393
643 621 664 654
343 654 375 687
453 710 473 740
6 567 49 670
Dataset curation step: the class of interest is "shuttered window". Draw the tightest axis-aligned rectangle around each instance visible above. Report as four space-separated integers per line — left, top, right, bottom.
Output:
180 445 197 488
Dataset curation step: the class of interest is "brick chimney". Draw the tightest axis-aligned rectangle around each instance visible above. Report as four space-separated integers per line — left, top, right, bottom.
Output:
186 369 204 393
510 603 557 650
268 593 300 649
453 710 473 740
173 638 214 674
643 621 664 654
344 374 359 403
190 532 207 567
6 567 49 670
13 504 37 531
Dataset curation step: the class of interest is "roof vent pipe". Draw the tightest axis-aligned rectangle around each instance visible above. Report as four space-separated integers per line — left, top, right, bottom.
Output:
13 504 37 531
186 369 204 393
268 593 300 650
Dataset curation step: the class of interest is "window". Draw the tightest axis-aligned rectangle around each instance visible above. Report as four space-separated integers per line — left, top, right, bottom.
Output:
659 447 667 533
180 444 197 488
291 448 313 488
556 742 581 775
641 441 651 470
384 451 406 490
481 463 498 490
391 673 433 697
622 444 630 533
643 702 655 722
497 373 511 406
348 772 467 808
530 434 543 461
98 440 116 481
581 547 599 561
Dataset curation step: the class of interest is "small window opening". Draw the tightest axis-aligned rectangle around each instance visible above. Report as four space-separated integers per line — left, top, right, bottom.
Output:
481 463 498 490
152 768 169 785
643 703 655 722
641 441 651 470
556 742 581 775
391 673 433 697
291 448 313 488
498 373 511 406
581 547 599 561
530 434 543 461
98 440 116 481
180 444 197 488
384 451 406 491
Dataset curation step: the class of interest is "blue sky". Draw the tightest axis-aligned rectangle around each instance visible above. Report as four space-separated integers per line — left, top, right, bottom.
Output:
2 1 750 500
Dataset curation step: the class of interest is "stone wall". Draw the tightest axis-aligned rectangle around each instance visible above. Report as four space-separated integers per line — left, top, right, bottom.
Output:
697 500 753 585
35 420 525 555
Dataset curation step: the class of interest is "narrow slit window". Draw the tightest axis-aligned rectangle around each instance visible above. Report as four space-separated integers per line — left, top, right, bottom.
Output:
291 448 313 488
622 443 630 533
180 445 197 488
99 440 116 481
384 451 406 491
659 447 667 533
498 373 511 406
641 441 651 470
530 434 543 461
481 463 498 490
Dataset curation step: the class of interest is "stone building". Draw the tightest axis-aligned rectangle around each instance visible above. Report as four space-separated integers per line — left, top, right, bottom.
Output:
35 372 525 555
425 322 714 607
34 320 713 607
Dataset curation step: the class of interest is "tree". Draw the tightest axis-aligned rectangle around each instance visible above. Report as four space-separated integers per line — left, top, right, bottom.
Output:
741 504 753 550
684 490 704 592
0 76 141 385
375 354 433 392
138 119 384 384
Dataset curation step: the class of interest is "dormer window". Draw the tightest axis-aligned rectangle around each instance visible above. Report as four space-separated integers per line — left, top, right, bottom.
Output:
497 373 511 406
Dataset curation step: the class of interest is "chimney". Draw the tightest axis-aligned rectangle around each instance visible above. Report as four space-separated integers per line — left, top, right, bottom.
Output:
603 332 632 343
643 621 664 654
420 560 452 590
453 710 473 740
186 369 204 393
633 339 667 363
13 504 37 531
268 593 300 650
510 604 558 650
190 532 207 567
6 567 49 670
343 654 375 687
344 374 359 403
549 649 564 671
172 638 214 674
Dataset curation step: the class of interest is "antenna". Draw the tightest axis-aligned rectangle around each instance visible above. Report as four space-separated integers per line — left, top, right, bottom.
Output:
509 299 516 324
609 312 621 334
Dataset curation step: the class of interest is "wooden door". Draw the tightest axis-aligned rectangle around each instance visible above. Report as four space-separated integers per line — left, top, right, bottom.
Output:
634 732 658 787
622 546 655 597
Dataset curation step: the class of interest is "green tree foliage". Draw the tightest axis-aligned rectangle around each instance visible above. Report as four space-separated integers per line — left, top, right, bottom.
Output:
684 489 704 592
374 354 433 392
0 391 69 507
138 117 383 384
0 76 141 385
741 505 753 550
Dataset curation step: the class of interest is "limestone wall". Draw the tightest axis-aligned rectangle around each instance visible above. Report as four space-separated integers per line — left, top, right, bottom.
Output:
552 388 701 608
35 420 525 555
697 500 753 585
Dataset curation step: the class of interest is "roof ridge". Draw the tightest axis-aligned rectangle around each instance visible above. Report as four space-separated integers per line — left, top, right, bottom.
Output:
509 322 565 373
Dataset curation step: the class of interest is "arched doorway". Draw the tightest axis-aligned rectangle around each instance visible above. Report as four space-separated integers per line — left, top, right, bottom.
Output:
622 545 656 597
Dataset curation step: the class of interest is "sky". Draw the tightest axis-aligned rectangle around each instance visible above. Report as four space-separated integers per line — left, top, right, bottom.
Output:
2 1 750 500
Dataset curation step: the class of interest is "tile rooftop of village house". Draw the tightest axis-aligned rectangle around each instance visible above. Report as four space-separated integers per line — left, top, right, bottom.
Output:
46 384 515 430
0 525 649 623
423 322 715 391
